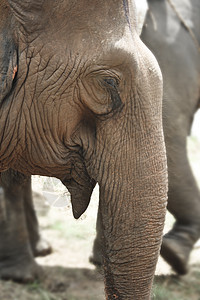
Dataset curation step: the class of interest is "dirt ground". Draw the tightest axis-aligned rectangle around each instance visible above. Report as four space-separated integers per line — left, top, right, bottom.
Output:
0 135 200 300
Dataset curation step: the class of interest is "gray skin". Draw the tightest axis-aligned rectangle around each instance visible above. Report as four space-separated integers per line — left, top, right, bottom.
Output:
143 0 200 275
0 169 52 282
0 0 168 298
91 0 200 276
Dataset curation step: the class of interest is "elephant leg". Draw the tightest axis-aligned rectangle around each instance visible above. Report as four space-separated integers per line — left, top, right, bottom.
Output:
161 135 200 274
0 170 41 282
90 206 103 266
23 177 52 257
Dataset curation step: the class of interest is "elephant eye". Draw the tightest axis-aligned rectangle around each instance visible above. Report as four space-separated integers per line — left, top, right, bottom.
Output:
102 77 123 113
79 72 123 116
103 77 119 88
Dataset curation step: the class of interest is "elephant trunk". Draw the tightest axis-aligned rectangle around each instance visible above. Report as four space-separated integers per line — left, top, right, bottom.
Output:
97 132 167 299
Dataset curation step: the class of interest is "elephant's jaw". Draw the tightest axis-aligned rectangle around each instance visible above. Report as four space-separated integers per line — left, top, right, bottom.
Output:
62 173 96 219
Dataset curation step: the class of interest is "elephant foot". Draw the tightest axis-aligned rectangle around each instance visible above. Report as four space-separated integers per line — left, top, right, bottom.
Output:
160 233 193 275
0 259 43 283
33 237 52 257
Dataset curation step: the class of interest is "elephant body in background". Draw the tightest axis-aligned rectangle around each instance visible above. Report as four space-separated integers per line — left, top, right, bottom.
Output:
142 0 200 275
91 0 200 276
0 0 168 298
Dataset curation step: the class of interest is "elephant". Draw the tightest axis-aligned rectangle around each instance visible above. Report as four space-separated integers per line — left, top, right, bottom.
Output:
91 0 200 276
0 168 52 282
142 0 200 276
0 0 168 298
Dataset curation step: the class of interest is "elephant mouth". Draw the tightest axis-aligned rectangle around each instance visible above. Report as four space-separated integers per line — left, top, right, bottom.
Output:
61 161 96 219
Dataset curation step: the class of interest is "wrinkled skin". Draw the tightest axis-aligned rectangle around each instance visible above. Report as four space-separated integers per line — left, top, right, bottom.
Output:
91 0 200 276
0 0 168 298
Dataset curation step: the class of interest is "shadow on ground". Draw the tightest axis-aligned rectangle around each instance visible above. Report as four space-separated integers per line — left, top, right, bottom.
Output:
1 263 200 299
0 266 104 300
153 264 200 300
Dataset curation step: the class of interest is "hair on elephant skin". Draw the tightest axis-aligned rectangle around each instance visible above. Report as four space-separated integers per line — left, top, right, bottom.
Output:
91 0 200 277
0 0 168 298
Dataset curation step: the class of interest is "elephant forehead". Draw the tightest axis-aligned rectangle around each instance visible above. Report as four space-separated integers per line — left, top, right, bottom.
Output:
40 0 137 50
28 28 137 78
19 1 141 86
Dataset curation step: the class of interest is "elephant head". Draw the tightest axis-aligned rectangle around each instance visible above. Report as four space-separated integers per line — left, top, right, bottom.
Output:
0 0 168 298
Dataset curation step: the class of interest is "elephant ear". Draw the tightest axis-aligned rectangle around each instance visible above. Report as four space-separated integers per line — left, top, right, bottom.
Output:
0 6 18 103
7 0 44 29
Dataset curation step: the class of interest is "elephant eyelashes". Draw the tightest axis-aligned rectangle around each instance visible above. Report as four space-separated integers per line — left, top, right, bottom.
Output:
103 77 123 113
103 78 118 88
